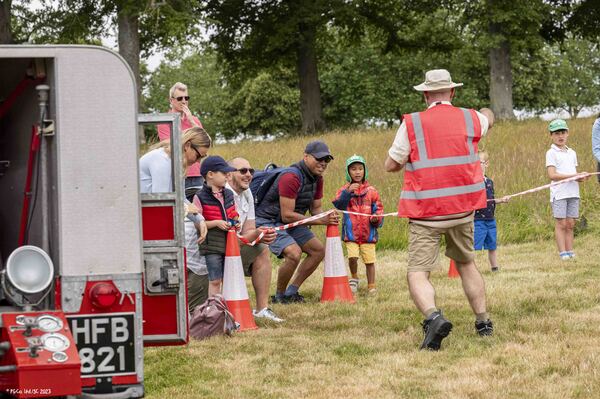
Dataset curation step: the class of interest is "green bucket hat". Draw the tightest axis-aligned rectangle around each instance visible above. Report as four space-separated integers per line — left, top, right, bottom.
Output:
548 119 569 132
345 154 368 182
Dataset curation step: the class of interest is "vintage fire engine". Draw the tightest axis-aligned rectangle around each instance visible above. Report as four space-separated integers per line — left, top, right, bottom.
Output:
0 45 189 398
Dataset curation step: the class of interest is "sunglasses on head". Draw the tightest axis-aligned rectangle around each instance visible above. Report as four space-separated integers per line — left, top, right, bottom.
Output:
313 155 332 164
173 96 190 102
237 168 255 175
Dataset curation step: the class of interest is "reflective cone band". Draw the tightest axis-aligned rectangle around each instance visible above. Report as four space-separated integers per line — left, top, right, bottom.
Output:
448 259 460 278
223 229 258 331
321 224 355 303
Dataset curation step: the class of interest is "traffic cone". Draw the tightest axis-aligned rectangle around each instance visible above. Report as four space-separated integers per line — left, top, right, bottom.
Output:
321 224 355 303
448 259 460 278
222 229 258 331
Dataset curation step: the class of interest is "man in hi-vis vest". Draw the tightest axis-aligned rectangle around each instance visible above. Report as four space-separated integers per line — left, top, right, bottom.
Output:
385 69 496 351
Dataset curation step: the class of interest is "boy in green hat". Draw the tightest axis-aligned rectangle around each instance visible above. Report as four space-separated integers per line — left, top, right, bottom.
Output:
332 155 384 294
545 119 588 260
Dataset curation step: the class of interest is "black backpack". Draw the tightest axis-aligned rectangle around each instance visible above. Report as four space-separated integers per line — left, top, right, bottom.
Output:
250 163 303 207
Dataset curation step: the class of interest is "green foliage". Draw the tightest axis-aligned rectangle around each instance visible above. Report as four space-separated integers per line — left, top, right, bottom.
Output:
544 37 600 117
223 72 301 138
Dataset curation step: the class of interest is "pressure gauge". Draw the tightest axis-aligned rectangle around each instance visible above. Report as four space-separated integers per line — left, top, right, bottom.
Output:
37 315 63 332
40 333 70 352
52 351 68 363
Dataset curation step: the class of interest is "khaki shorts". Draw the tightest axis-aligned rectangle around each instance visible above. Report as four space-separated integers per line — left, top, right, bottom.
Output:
407 221 474 272
345 242 376 264
240 242 267 277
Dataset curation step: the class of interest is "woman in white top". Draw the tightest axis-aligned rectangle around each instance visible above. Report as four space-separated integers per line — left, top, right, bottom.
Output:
140 126 211 193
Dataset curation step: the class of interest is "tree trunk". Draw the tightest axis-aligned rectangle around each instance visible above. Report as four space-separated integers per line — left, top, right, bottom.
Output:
116 3 144 142
488 15 514 120
296 21 325 134
0 0 13 44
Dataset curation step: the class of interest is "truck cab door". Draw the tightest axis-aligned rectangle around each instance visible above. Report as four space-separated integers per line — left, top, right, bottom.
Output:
137 114 188 345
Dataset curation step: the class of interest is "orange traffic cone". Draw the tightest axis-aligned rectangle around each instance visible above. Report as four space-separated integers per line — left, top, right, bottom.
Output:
448 259 460 278
222 229 258 331
321 224 355 303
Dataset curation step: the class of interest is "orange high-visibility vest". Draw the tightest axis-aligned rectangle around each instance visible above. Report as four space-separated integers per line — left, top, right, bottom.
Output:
398 104 486 218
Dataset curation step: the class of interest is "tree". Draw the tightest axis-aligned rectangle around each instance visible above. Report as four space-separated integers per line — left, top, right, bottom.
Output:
0 0 13 43
546 37 600 117
202 0 446 134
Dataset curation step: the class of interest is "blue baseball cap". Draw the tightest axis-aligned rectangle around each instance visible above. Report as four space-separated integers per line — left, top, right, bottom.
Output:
305 140 334 160
200 155 237 176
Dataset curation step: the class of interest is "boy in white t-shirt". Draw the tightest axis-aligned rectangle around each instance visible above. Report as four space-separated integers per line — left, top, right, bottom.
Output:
545 119 589 260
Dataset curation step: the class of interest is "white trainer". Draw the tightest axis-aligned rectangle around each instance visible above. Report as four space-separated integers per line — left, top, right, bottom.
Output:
253 307 284 323
349 278 359 293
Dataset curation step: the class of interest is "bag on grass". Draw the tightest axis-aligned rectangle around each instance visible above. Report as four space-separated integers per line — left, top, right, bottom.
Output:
189 294 237 340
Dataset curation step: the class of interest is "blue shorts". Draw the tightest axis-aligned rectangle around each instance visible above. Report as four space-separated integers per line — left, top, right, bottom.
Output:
474 219 497 251
255 217 315 257
205 253 225 281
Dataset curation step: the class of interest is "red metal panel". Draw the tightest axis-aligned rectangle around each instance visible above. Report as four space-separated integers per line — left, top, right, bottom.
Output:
142 291 178 337
141 206 175 240
0 312 81 398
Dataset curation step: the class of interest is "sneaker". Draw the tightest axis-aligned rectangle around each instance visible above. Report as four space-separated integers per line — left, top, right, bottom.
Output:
368 287 377 295
568 252 576 259
420 311 453 351
475 319 494 336
491 266 499 272
253 307 284 323
270 294 286 304
349 278 359 293
283 292 305 303
560 253 571 261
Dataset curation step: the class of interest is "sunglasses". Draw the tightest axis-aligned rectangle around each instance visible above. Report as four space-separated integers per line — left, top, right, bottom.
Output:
191 145 205 160
237 168 255 175
173 96 190 102
313 155 332 164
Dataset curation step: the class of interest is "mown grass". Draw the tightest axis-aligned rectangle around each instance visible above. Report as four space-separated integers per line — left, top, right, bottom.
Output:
145 232 600 399
205 116 600 249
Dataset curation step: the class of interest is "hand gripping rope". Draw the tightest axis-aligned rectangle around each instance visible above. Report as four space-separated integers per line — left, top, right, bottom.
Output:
234 171 600 246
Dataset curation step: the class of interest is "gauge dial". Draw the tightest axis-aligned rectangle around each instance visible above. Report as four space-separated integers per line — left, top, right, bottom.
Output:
40 333 70 352
52 351 68 363
37 315 63 332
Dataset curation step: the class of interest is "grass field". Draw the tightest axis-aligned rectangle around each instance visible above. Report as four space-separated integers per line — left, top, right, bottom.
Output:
143 117 600 399
145 232 600 399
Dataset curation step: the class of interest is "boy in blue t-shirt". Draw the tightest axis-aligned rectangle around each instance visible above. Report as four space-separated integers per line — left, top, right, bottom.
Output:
474 151 508 271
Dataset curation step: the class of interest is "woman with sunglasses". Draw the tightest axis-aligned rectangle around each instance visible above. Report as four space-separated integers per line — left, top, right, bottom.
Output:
157 82 205 196
139 126 211 194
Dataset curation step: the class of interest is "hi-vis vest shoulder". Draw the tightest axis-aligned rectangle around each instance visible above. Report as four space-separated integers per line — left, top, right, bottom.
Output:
398 104 486 218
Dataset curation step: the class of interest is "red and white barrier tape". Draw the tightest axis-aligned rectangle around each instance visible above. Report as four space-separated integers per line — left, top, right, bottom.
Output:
489 171 600 202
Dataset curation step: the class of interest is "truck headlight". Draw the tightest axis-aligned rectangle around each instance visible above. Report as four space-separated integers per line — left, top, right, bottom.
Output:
2 246 54 307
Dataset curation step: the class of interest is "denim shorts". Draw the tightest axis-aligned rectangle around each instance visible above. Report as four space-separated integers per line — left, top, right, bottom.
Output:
551 198 580 219
474 219 497 251
255 217 315 257
205 253 225 281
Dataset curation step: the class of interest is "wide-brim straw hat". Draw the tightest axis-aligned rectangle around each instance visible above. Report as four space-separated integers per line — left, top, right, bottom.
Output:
414 69 463 92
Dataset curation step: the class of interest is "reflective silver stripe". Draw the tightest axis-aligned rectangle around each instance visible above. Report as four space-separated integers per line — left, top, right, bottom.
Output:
411 112 428 160
405 153 480 171
461 108 475 155
406 107 479 171
400 181 485 200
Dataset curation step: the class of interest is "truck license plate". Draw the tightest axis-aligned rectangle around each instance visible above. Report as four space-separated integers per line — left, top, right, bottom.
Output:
67 313 136 377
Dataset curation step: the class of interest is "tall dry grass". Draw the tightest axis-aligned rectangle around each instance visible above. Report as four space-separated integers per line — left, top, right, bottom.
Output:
211 117 600 249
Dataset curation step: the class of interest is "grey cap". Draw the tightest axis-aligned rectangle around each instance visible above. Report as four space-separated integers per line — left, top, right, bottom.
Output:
305 140 334 160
